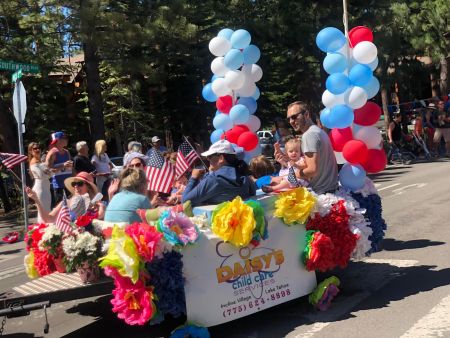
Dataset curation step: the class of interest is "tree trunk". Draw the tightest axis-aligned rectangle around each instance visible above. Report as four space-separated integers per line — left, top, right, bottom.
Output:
439 56 448 96
112 116 123 155
381 85 390 132
83 41 105 143
430 69 439 98
0 171 12 213
0 107 18 153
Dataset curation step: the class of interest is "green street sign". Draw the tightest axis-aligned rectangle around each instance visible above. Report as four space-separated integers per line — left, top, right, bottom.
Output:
0 60 40 74
12 69 22 82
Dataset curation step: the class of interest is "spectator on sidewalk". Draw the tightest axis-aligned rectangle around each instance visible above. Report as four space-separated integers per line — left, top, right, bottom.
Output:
434 100 450 157
123 141 142 166
91 140 112 192
73 141 96 174
28 142 51 223
146 136 167 156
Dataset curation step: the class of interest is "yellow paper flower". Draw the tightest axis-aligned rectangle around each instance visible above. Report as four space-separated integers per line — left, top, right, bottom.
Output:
24 252 39 279
98 225 141 283
274 187 316 225
212 197 256 247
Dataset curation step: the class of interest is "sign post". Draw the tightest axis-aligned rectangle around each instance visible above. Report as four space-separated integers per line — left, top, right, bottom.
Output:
12 71 29 233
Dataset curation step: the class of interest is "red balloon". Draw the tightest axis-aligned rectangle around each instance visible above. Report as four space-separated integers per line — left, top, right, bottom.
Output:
361 148 387 173
330 127 353 152
224 125 249 144
348 26 373 47
354 102 382 126
342 140 368 164
237 131 258 151
216 95 233 114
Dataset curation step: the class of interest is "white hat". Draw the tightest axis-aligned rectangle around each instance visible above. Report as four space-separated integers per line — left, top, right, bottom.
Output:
427 103 436 109
152 136 161 143
201 140 238 157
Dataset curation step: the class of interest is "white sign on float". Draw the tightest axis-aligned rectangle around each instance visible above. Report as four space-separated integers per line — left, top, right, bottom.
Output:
13 81 27 127
182 218 317 327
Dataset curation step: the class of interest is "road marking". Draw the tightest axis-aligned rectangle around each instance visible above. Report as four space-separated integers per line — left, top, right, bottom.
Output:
400 294 450 338
378 183 400 191
392 183 427 193
374 183 381 188
0 266 25 281
288 258 419 338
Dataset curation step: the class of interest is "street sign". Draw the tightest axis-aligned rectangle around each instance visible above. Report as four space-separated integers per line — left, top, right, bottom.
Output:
13 81 27 125
0 60 40 73
12 69 22 82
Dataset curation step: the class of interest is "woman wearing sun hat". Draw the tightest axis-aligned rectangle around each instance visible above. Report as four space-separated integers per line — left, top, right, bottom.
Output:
26 171 105 223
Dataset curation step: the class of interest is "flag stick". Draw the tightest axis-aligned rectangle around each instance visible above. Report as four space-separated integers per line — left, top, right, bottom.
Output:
183 136 208 169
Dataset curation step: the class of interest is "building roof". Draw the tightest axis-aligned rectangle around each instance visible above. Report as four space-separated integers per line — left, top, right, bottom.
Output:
49 54 84 83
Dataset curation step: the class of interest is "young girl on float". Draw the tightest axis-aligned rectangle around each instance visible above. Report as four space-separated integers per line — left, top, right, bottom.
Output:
251 137 309 192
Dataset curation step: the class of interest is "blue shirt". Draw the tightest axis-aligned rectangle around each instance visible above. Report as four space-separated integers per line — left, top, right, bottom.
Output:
105 190 151 223
51 150 72 189
182 165 256 207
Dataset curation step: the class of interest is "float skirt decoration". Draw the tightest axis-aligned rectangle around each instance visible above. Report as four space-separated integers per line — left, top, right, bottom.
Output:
274 187 316 225
77 261 100 284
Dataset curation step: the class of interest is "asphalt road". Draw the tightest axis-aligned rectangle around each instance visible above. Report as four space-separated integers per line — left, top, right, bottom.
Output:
0 158 449 338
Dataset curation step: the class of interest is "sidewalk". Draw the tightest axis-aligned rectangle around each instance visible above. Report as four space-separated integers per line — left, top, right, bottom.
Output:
0 207 37 238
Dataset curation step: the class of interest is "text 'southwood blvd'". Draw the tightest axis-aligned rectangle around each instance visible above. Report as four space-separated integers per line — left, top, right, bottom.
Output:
182 217 317 326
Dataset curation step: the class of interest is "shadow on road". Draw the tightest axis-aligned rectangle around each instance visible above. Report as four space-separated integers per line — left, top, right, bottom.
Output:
382 238 445 251
0 249 21 255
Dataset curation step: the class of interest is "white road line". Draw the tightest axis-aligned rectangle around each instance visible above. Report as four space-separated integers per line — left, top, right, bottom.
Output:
378 183 400 191
392 183 427 193
0 266 25 281
374 183 381 188
400 294 450 338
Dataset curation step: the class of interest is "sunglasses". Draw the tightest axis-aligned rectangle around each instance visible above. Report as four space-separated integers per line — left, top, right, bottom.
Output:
287 112 303 121
71 181 85 188
129 162 143 168
32 147 40 151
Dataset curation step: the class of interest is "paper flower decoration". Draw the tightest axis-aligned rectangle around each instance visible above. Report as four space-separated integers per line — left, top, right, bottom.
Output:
302 230 335 272
98 225 141 283
24 252 39 279
170 324 210 338
211 196 256 247
309 276 340 311
125 223 163 262
105 267 157 326
245 199 268 243
274 187 316 225
157 211 199 247
33 250 56 276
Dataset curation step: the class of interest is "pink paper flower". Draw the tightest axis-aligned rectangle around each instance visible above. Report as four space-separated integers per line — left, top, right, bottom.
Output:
105 267 157 326
125 223 163 263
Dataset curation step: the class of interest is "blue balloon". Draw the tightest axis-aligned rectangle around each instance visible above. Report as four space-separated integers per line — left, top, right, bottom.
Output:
210 129 224 143
316 27 346 53
243 45 261 64
224 49 244 70
213 113 233 131
229 104 250 124
218 28 234 41
329 104 354 128
237 97 257 114
202 83 217 102
251 87 260 100
362 76 380 99
211 74 222 82
320 108 332 128
348 64 372 87
339 163 366 191
243 144 262 164
326 73 350 95
323 53 347 74
215 110 221 116
230 29 251 49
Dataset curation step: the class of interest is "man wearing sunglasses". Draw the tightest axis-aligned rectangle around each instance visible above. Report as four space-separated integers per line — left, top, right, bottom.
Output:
276 101 338 194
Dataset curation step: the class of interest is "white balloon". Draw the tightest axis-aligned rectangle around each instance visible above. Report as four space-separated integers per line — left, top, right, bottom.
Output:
322 89 345 108
237 77 257 97
211 57 230 76
336 43 352 59
334 151 347 164
212 78 231 97
353 41 378 64
224 70 245 90
354 126 382 149
246 115 261 132
344 86 368 109
209 36 231 57
242 64 263 82
367 57 379 71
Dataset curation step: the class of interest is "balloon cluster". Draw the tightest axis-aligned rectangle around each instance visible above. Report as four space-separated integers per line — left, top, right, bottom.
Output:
316 26 386 191
201 28 263 162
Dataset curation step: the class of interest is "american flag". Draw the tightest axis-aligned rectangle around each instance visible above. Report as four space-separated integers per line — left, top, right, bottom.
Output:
0 152 27 169
175 140 200 178
287 166 300 187
56 194 72 233
146 149 175 194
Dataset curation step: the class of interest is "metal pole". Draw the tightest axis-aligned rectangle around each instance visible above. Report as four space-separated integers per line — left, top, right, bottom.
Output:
342 0 349 37
15 79 29 233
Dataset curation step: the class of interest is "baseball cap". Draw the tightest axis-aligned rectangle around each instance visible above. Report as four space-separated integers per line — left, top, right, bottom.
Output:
151 136 161 143
201 140 238 157
427 103 436 109
50 131 67 146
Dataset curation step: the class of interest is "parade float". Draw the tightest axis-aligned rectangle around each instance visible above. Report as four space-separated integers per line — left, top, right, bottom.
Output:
1 25 388 337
